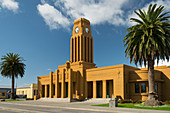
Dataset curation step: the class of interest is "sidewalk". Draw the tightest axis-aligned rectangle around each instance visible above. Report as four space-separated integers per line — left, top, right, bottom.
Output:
0 100 169 113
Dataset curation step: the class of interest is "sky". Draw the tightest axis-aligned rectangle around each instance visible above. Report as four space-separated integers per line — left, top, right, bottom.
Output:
0 0 170 87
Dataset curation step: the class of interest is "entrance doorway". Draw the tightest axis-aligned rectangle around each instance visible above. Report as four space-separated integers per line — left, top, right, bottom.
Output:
47 85 49 97
66 82 68 98
42 85 45 97
106 80 113 98
53 84 55 97
59 83 61 98
97 81 102 98
88 82 93 98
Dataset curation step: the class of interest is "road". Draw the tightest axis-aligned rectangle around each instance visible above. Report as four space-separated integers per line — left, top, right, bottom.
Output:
0 100 169 113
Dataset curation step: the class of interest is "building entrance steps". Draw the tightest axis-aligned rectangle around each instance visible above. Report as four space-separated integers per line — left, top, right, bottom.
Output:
37 98 111 104
37 98 71 102
82 98 111 104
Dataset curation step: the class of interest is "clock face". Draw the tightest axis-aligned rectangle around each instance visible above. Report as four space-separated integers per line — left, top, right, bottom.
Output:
75 27 79 33
85 27 89 33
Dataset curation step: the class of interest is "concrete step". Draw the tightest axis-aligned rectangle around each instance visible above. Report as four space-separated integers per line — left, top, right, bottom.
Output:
82 98 110 104
37 98 111 104
37 98 71 102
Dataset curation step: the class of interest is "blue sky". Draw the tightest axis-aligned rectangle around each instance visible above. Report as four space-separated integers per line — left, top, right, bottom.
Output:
0 0 169 87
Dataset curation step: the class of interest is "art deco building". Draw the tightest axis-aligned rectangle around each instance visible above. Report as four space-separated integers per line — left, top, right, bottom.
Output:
37 18 170 101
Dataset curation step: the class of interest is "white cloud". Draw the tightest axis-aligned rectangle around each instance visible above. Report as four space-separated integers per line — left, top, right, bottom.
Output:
37 3 70 30
140 59 170 68
37 0 128 30
37 0 170 30
127 0 170 26
54 0 128 25
0 0 19 13
154 59 170 67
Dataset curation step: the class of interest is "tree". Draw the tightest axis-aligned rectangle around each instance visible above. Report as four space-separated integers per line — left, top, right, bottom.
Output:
0 53 26 99
123 4 170 105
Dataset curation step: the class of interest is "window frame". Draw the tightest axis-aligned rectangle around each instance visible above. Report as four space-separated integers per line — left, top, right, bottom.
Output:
141 82 146 93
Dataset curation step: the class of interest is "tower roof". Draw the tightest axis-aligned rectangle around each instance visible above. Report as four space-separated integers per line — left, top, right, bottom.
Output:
74 18 90 25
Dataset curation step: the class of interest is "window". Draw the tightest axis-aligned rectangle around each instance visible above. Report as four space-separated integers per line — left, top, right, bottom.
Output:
141 83 146 93
2 93 5 96
25 91 27 95
107 81 109 95
34 90 36 95
135 83 139 93
155 82 158 93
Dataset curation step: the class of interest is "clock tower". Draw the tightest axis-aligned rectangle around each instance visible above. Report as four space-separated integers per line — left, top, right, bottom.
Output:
70 18 94 63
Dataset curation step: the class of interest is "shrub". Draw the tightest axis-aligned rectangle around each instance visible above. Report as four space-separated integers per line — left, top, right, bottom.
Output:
26 98 33 100
138 100 143 103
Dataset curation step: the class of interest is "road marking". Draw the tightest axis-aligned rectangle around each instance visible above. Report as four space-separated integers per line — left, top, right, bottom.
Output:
0 106 48 113
0 102 131 113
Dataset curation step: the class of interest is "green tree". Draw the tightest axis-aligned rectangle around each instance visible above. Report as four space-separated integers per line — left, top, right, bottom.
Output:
0 53 26 99
123 4 170 105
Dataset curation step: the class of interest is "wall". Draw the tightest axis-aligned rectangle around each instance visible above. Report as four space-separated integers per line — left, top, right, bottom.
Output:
154 66 170 101
128 65 170 101
16 84 38 99
86 64 125 99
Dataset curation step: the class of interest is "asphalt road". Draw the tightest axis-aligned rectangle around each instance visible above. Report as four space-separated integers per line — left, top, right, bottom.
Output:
0 101 169 113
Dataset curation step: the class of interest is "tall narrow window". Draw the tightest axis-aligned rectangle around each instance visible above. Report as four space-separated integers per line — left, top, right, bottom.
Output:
155 82 158 93
72 38 73 62
87 37 89 62
91 38 93 63
84 37 86 61
78 36 80 61
135 83 139 93
141 83 146 93
75 37 77 62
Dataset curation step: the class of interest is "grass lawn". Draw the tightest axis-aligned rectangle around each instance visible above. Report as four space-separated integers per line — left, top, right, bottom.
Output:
92 103 170 111
4 99 25 102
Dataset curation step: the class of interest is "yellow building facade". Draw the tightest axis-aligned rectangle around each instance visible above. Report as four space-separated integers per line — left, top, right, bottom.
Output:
37 18 170 101
16 83 38 99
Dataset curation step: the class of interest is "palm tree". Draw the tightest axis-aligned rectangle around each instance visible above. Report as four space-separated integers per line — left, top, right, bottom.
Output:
0 53 26 99
123 4 170 105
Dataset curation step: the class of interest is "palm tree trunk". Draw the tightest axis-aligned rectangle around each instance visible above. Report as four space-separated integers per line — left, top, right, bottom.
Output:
148 57 155 99
11 73 15 99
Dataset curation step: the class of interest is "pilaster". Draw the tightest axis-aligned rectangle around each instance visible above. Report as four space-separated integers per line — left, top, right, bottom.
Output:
49 72 53 98
61 69 65 98
45 85 47 98
103 80 106 98
55 70 59 98
85 80 88 99
93 81 96 98
68 69 72 98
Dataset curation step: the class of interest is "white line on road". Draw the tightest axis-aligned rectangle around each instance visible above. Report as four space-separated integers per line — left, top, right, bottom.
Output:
0 102 130 113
